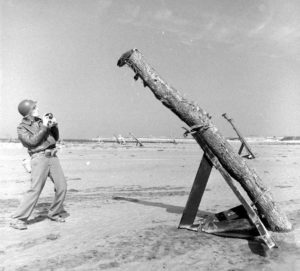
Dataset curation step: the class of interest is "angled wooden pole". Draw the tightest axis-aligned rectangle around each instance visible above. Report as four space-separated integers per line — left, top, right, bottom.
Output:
117 49 292 232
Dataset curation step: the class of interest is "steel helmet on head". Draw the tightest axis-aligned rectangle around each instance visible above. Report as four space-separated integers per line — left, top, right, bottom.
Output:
18 100 37 117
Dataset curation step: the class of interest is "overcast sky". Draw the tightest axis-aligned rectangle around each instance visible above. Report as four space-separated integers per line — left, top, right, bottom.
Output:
1 0 300 139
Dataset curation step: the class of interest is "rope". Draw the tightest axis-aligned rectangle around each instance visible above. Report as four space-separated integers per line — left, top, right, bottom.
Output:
183 123 212 137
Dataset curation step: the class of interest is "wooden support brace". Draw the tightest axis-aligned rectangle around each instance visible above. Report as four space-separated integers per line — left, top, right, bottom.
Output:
238 143 244 155
178 154 212 230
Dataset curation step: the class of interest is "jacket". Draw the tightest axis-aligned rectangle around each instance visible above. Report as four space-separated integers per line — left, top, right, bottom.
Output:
17 116 59 155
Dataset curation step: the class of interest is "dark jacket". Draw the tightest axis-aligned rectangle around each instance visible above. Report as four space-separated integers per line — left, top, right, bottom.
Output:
17 116 59 155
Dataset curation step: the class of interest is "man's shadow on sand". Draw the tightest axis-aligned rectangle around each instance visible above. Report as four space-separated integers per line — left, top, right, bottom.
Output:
27 202 69 225
113 196 270 257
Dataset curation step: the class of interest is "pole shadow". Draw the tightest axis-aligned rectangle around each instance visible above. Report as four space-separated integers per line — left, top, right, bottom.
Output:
112 196 212 217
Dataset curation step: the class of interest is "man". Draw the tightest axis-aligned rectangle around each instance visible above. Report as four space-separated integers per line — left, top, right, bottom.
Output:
10 99 67 230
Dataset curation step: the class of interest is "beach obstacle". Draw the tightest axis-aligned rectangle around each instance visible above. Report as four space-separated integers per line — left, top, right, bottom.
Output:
222 113 255 159
129 132 144 147
113 134 126 145
117 49 292 247
113 134 120 144
181 127 276 248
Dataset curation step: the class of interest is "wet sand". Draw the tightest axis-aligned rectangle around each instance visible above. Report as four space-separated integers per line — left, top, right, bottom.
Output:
0 141 300 270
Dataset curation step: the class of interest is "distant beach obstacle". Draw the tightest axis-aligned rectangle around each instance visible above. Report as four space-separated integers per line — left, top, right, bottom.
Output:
281 136 300 141
129 132 144 147
117 48 292 247
113 134 126 145
222 113 255 159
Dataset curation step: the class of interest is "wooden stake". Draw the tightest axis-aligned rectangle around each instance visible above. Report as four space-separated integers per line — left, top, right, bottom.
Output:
222 113 255 159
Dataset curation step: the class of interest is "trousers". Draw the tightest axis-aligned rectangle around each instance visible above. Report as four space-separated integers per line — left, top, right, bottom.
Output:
13 153 67 221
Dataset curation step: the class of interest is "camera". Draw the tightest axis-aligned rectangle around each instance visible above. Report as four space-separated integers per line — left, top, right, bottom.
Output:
44 113 56 127
45 113 53 119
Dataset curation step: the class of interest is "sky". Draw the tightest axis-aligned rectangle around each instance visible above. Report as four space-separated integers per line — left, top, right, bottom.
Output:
0 0 300 139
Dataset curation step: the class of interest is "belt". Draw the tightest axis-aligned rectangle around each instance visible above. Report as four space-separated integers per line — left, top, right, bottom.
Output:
31 148 57 158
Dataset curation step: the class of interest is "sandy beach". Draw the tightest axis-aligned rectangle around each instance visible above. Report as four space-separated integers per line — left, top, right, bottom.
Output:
0 141 300 270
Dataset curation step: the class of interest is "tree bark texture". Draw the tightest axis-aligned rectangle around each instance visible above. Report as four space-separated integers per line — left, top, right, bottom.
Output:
117 49 292 232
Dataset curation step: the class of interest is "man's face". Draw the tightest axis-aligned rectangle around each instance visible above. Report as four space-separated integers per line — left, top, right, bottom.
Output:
31 105 40 117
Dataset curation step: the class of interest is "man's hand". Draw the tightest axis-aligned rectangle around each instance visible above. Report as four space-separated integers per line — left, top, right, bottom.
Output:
42 115 50 127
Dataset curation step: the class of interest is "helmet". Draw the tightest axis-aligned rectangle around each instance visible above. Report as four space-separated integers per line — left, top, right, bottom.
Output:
18 100 37 117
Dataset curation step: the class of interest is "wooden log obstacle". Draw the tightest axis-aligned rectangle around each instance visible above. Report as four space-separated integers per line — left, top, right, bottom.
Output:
117 49 292 248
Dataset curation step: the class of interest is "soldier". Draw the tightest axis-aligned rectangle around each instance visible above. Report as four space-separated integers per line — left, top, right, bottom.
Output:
10 99 67 230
